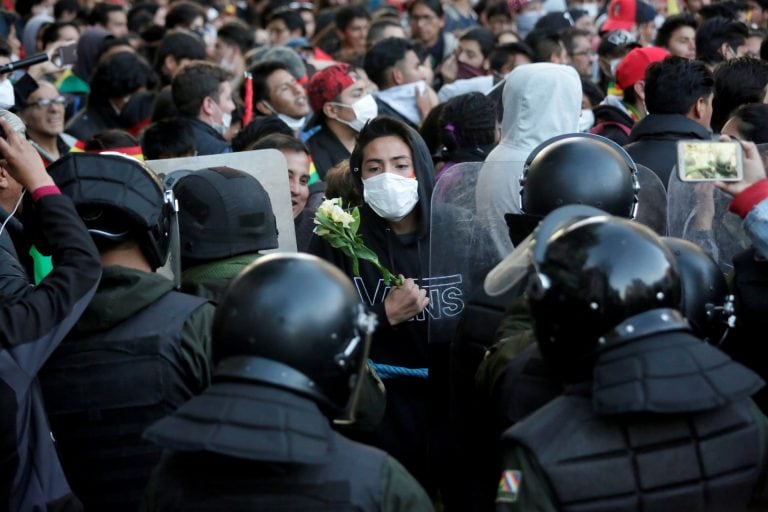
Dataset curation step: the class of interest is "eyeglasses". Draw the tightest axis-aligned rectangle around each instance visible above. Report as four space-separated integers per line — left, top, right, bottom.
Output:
27 96 66 109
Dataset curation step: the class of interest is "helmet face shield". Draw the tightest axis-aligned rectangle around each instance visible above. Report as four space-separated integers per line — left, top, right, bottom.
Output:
334 305 377 424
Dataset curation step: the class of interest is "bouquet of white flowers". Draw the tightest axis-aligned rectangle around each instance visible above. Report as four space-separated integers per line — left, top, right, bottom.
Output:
313 198 403 287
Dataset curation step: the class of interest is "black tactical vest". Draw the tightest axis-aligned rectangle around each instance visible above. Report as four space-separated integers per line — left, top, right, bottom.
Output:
505 393 763 512
40 291 207 512
144 383 387 511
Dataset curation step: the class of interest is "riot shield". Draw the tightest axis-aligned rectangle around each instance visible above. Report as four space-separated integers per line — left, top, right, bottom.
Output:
429 162 506 346
635 164 667 236
667 167 749 272
147 149 296 252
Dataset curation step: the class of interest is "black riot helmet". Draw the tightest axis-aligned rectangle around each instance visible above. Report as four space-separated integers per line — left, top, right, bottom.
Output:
212 253 377 423
662 237 735 344
48 152 172 270
172 167 279 269
527 206 681 382
520 132 639 216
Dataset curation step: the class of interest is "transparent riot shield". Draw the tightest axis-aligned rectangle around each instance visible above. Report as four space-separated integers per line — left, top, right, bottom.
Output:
667 166 749 272
635 164 668 236
429 162 507 345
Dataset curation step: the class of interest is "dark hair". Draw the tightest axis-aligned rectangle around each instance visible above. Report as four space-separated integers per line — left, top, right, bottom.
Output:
154 30 206 79
39 21 79 49
762 36 768 60
88 3 124 27
54 0 79 20
367 18 403 47
488 42 534 72
90 51 157 104
350 116 415 175
0 40 10 58
581 77 605 107
561 27 591 55
460 27 495 59
249 60 290 103
217 21 254 54
232 116 293 151
655 14 697 48
439 92 497 151
325 160 362 208
335 4 370 32
172 60 231 116
485 1 511 21
268 9 306 36
248 132 309 153
644 56 714 115
695 16 748 65
408 0 444 17
419 102 446 158
725 103 768 143
83 129 139 151
165 1 205 30
698 0 745 20
363 37 413 88
127 3 158 34
712 57 768 132
141 118 197 159
524 29 564 63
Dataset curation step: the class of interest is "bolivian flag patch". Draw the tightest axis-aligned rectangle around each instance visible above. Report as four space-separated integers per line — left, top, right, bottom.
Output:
496 469 522 503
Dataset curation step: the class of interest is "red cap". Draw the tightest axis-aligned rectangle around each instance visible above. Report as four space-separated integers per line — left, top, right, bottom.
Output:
307 63 356 113
615 46 669 90
602 0 636 31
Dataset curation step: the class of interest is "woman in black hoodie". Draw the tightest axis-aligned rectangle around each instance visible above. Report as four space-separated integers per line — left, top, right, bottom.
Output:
310 116 441 493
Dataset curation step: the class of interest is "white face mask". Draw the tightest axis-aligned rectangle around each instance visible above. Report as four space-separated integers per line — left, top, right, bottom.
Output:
0 79 14 109
330 94 378 132
363 172 419 222
212 101 232 135
264 101 306 132
579 108 595 132
609 58 621 78
580 2 598 17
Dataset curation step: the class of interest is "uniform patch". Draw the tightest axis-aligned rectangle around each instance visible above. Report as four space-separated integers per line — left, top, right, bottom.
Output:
496 469 522 503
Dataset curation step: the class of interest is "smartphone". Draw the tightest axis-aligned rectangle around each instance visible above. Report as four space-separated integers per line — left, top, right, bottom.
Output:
677 140 743 182
52 43 77 67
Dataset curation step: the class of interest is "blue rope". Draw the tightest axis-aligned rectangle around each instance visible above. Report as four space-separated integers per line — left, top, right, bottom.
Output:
368 360 428 379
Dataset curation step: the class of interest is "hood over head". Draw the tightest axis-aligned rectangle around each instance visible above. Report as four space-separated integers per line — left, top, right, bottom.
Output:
493 63 582 159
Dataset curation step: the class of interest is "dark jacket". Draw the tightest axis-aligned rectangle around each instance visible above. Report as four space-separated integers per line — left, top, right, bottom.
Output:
624 113 711 187
1 192 101 512
141 382 433 511
306 125 351 180
308 123 435 486
39 266 214 512
187 117 232 156
64 102 121 141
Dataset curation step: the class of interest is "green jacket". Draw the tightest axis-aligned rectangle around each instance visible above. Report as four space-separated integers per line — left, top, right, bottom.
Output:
73 265 215 389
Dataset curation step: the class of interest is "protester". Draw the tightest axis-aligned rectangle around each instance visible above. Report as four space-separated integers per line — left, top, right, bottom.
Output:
249 60 310 135
0 115 101 512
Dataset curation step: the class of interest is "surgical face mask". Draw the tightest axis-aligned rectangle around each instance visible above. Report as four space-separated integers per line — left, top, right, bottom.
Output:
212 101 232 135
580 2 598 17
516 10 543 36
330 94 378 132
0 79 14 109
363 173 419 222
457 61 487 79
609 58 621 77
579 108 595 132
264 101 306 132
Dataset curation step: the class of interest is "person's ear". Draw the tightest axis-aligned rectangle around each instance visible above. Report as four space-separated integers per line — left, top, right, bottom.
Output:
255 100 273 115
391 66 404 86
322 101 338 118
634 80 645 102
718 41 732 59
693 96 707 119
0 168 10 190
200 96 215 117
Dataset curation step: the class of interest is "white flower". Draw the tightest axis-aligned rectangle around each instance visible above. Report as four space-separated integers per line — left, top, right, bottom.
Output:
330 205 354 228
317 198 341 217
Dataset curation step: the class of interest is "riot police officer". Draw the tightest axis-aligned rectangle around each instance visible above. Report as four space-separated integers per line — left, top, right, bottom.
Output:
38 153 215 512
496 206 767 511
142 253 433 511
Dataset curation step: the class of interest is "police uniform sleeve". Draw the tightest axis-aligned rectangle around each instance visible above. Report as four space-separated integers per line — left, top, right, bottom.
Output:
178 302 216 391
747 401 768 508
379 455 435 512
495 444 558 512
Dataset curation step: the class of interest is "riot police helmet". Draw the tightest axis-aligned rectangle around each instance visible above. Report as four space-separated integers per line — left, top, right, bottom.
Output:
520 133 639 219
212 253 377 422
49 152 171 270
662 237 735 344
172 167 279 268
527 206 681 382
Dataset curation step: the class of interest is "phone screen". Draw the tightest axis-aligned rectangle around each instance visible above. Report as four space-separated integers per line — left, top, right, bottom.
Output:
53 44 77 67
677 141 743 182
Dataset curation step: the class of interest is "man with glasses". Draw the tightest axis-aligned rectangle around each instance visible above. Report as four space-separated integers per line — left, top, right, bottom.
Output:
14 76 76 165
563 28 596 80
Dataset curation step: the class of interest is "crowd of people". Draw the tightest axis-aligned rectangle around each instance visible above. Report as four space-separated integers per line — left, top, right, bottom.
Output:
3 0 768 509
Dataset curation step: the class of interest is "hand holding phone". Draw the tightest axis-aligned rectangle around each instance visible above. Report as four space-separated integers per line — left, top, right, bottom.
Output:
677 140 743 182
52 43 77 68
